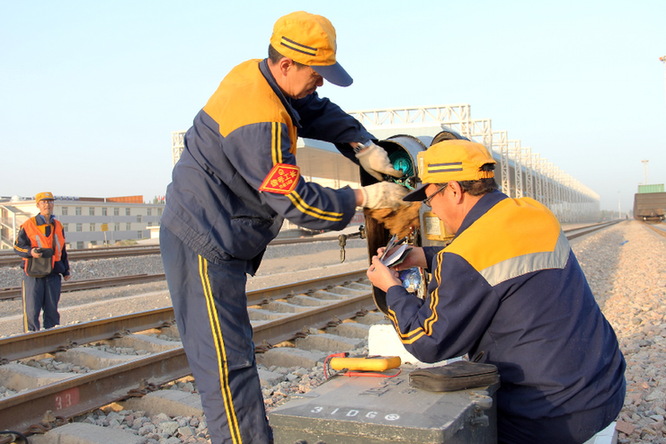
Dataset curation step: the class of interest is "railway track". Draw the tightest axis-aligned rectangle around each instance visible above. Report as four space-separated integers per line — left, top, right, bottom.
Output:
0 271 378 440
561 220 620 239
0 234 351 268
641 220 666 238
0 221 619 302
0 274 165 301
0 221 624 442
0 245 159 268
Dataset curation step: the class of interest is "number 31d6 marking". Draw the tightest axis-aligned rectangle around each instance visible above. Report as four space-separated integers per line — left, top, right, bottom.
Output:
54 388 80 411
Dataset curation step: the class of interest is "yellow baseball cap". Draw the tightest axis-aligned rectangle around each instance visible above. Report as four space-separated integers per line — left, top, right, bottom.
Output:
35 191 55 202
404 140 496 201
270 11 352 87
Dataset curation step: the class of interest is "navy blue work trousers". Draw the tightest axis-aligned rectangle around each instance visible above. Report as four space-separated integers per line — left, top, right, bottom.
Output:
498 395 623 444
22 273 61 332
160 226 271 444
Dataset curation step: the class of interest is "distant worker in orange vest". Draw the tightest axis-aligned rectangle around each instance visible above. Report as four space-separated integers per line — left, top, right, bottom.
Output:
14 192 71 332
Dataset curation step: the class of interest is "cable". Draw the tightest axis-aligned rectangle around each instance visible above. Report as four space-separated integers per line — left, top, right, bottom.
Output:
0 430 29 444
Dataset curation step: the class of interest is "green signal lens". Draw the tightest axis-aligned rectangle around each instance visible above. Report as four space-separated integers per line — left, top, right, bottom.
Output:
388 151 414 176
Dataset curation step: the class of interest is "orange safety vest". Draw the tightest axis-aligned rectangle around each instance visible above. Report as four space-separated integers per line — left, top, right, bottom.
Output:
20 216 66 272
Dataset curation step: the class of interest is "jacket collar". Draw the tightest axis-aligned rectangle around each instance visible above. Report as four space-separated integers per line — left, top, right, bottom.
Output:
35 214 55 225
258 59 303 130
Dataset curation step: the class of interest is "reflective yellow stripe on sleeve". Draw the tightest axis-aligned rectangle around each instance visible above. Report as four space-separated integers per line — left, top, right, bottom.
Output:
269 123 344 222
287 192 344 222
387 249 444 344
271 122 282 165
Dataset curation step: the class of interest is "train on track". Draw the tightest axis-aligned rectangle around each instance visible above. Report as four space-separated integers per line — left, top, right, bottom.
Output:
633 184 666 222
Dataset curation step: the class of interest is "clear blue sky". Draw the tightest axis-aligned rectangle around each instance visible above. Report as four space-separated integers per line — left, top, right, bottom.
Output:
2 0 664 212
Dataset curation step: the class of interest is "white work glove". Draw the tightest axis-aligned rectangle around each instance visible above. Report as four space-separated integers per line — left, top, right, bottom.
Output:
361 182 409 210
355 142 403 181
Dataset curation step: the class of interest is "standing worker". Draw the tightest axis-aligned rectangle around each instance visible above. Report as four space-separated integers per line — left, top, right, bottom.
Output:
14 192 71 332
366 139 626 444
160 11 407 444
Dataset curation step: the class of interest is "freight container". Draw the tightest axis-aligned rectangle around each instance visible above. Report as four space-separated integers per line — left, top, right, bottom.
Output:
633 191 666 221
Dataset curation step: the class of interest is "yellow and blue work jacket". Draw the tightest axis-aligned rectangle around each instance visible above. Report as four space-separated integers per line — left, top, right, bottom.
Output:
161 59 372 272
385 191 625 419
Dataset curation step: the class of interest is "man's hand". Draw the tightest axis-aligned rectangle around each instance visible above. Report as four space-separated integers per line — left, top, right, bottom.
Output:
361 182 409 209
367 255 401 292
30 248 43 258
355 142 403 180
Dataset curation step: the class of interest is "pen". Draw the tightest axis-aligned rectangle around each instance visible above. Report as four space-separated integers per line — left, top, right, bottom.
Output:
380 234 397 261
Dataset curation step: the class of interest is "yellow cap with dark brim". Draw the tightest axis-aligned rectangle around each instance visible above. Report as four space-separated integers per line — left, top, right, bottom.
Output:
404 140 496 202
35 191 55 202
270 11 352 87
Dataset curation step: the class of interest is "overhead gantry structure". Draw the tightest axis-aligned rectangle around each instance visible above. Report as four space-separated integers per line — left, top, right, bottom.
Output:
350 105 599 222
171 104 601 222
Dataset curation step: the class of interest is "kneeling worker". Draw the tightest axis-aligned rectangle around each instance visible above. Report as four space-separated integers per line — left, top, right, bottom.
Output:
366 139 626 443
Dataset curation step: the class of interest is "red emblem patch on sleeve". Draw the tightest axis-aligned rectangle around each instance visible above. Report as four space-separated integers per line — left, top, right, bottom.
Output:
259 163 300 195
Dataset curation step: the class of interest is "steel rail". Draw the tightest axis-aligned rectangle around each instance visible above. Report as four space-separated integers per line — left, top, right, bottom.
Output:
0 271 367 362
0 308 175 363
0 274 167 301
0 245 160 267
0 221 623 437
0 348 190 437
0 222 616 301
0 268 367 302
564 220 621 240
0 221 616 265
642 221 666 238
252 288 372 346
0 234 352 267
0 274 373 435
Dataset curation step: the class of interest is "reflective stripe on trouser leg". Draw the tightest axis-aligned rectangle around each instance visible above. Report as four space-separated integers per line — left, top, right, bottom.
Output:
160 226 270 444
198 255 242 443
21 280 30 332
22 276 43 332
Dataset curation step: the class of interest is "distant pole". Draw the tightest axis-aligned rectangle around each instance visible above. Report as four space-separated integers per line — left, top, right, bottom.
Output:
661 56 666 105
641 159 649 184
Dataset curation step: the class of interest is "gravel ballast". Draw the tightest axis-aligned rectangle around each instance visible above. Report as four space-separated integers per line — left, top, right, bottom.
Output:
0 221 664 443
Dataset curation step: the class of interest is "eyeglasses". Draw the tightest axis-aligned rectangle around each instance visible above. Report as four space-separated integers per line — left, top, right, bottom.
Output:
423 184 448 207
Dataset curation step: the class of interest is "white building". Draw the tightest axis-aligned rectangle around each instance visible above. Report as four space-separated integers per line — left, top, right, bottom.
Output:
0 195 164 250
